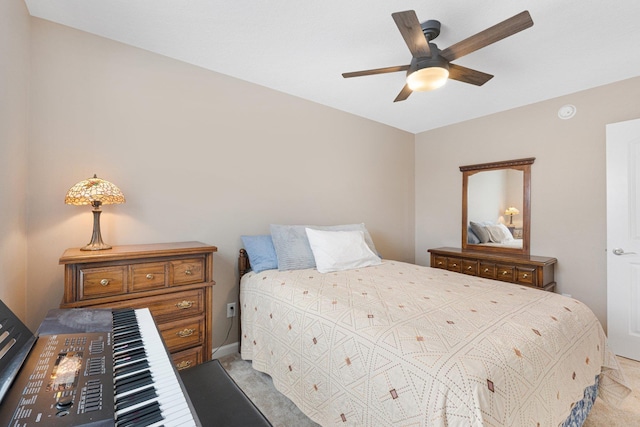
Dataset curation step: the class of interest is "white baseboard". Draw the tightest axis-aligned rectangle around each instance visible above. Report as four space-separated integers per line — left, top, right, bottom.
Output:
211 341 239 359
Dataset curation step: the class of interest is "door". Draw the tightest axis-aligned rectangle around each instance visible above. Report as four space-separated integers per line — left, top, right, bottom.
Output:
606 118 640 361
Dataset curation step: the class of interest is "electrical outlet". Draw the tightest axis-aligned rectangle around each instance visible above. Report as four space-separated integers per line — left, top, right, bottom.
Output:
226 302 237 318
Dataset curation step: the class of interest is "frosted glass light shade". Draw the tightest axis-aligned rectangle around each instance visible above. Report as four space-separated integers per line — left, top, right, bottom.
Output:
406 67 449 91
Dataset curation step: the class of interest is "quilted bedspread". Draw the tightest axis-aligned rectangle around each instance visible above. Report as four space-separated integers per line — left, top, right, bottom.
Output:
240 261 630 426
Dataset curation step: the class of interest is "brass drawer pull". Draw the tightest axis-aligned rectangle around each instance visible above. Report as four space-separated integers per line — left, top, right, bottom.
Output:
176 300 194 309
466 266 472 270
177 328 195 338
176 360 192 370
502 271 508 275
437 261 443 265
185 269 193 275
484 268 490 273
451 263 457 267
522 273 528 278
100 279 109 286
146 274 154 280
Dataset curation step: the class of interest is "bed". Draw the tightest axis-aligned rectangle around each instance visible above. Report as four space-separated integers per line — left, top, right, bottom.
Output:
467 223 523 249
239 225 630 426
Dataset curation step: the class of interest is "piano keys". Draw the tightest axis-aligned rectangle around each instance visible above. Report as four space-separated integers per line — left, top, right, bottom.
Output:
112 309 198 427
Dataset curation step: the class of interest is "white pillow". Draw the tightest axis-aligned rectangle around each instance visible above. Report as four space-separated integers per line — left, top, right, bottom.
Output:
486 223 515 243
305 228 382 273
497 223 515 241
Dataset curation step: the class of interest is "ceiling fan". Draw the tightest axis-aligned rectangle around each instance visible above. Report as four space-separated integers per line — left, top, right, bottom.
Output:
342 10 533 102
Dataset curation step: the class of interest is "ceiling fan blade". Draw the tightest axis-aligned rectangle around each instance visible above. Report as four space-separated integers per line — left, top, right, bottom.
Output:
448 64 494 86
392 10 431 58
394 84 413 102
342 65 410 78
440 11 533 62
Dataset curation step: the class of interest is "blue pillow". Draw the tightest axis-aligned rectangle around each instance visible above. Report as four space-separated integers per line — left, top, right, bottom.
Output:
467 226 481 244
241 235 278 273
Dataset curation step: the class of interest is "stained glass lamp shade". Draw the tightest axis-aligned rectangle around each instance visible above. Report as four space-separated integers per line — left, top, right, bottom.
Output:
65 174 125 251
504 207 520 225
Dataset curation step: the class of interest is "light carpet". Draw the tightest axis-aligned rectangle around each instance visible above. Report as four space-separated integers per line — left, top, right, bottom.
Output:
219 353 639 426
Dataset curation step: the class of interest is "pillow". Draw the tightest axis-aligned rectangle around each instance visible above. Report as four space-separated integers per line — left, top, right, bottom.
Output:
318 224 379 255
270 223 378 271
485 224 515 244
269 225 316 270
469 221 491 243
467 226 481 244
240 235 278 273
305 228 381 273
497 223 515 241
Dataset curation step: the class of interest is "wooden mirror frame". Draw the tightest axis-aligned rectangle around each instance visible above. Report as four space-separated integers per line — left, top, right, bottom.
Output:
461 157 534 256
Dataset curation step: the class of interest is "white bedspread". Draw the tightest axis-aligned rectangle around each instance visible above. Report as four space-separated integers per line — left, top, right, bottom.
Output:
240 261 630 426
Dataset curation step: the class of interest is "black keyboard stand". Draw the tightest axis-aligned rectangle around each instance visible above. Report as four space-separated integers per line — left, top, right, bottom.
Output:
179 359 272 427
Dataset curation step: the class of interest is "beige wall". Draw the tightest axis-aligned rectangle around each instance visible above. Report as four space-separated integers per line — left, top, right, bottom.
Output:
26 19 415 344
415 76 640 329
0 0 30 320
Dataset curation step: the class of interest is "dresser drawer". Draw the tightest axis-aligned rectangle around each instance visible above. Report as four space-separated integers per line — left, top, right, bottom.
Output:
146 290 205 321
516 267 537 286
461 259 478 275
479 262 496 279
446 258 463 273
79 266 127 300
170 258 205 286
134 289 204 321
440 258 462 273
432 256 447 269
496 265 515 281
130 262 166 292
90 289 204 322
172 346 204 371
160 317 204 353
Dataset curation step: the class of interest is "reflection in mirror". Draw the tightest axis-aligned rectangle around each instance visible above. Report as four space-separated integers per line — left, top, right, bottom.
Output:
468 169 523 245
461 158 534 255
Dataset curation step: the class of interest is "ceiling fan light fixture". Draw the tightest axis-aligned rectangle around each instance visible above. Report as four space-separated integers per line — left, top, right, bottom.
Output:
343 10 533 102
406 66 449 91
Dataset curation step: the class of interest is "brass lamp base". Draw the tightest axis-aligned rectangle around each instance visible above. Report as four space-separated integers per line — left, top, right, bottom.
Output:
80 208 112 251
81 242 112 251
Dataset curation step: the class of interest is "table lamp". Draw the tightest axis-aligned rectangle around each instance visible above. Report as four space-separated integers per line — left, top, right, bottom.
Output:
504 207 520 225
65 174 125 251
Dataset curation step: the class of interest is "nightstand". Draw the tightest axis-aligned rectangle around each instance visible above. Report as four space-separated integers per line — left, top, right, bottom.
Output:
508 227 523 239
59 241 217 370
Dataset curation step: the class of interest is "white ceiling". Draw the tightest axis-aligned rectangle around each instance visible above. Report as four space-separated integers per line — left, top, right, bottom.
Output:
24 0 640 134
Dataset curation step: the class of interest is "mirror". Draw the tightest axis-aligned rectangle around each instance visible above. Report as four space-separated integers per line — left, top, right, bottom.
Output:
461 158 534 255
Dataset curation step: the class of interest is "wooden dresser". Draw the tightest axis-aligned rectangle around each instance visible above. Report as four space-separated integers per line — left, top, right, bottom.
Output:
428 247 557 291
60 241 217 370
